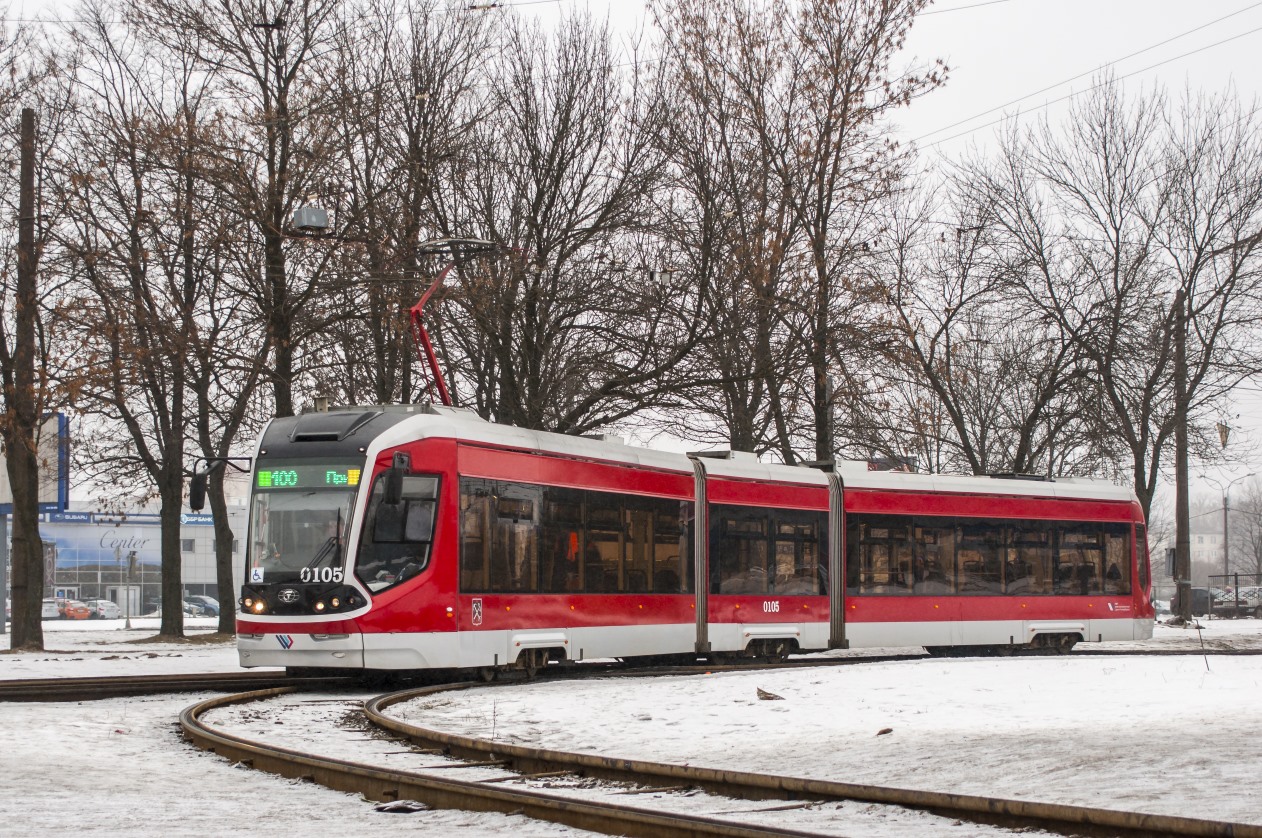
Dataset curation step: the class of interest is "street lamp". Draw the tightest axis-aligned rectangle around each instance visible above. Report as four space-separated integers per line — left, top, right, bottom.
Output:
1200 472 1255 577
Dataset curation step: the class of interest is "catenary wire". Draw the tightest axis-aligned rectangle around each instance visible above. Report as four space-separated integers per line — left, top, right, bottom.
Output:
922 22 1262 149
915 0 1262 142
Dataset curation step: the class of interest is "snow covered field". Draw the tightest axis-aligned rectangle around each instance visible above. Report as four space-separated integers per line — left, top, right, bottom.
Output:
3 619 1261 836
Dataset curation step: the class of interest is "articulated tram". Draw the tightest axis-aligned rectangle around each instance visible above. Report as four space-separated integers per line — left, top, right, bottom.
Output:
235 404 1153 673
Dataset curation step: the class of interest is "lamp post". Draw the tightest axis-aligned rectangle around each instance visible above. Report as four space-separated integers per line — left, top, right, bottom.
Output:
125 550 135 630
1201 472 1255 577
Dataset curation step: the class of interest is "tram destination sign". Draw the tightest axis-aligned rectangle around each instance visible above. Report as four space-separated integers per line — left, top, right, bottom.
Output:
255 461 363 491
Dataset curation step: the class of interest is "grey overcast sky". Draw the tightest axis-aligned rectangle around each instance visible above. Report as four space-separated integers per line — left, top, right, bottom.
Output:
502 0 1262 151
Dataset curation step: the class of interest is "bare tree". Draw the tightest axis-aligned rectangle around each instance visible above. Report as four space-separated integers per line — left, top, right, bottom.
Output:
54 8 225 637
129 0 345 418
316 0 494 405
0 18 68 650
433 13 698 434
958 82 1262 519
644 2 797 457
870 183 1100 475
652 0 945 461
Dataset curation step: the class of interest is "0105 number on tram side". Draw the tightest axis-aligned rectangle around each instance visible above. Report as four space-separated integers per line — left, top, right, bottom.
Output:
232 404 1154 675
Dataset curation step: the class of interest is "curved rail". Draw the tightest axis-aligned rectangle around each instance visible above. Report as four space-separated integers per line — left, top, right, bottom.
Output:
181 687 836 838
4 642 1257 703
0 671 354 703
365 681 1262 838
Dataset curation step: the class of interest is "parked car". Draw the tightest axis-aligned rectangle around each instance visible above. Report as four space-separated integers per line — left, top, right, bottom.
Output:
42 598 60 620
1212 586 1262 619
85 599 122 620
61 600 92 620
186 595 220 617
1170 586 1215 617
183 599 206 617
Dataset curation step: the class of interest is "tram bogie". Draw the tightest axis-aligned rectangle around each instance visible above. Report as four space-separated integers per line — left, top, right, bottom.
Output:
235 404 1154 673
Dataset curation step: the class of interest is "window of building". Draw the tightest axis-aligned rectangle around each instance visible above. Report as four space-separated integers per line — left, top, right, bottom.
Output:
181 539 195 553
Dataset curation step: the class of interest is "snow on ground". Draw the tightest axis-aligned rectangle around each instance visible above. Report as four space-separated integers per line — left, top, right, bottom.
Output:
402 643 1262 825
3 619 1262 835
0 617 257 680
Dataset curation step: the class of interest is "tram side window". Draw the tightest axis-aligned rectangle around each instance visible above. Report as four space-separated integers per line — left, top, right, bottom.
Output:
460 480 493 591
1056 524 1104 595
1136 524 1150 592
1009 523 1052 595
1104 523 1131 594
540 487 585 593
914 525 955 594
652 506 690 593
356 474 439 592
710 505 826 595
712 509 769 594
847 513 1134 598
773 510 825 595
584 493 624 592
957 522 1003 595
491 484 540 592
459 477 691 595
846 517 915 595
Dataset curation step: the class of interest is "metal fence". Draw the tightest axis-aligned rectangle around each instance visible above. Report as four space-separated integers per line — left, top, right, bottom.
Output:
1207 572 1262 618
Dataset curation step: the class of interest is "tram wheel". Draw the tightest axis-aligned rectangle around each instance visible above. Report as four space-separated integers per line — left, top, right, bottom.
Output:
478 667 497 683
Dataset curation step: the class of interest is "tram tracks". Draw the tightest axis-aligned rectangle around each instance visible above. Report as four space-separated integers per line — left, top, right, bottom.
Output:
0 670 356 703
178 671 1262 838
2 643 1256 705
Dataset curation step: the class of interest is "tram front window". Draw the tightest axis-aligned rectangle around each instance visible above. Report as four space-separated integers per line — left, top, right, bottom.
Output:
356 474 440 592
247 490 356 585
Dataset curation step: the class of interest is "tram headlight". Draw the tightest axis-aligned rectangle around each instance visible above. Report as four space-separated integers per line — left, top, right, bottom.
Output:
251 600 267 614
330 597 341 608
314 601 326 612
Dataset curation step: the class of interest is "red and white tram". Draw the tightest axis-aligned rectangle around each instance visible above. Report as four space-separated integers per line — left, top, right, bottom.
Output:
235 404 1154 673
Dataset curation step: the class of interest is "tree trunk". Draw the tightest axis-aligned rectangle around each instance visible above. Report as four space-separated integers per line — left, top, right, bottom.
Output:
208 467 236 634
5 108 43 651
158 470 185 638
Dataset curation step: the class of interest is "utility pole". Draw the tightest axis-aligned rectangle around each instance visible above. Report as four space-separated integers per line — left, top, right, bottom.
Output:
1174 289 1192 623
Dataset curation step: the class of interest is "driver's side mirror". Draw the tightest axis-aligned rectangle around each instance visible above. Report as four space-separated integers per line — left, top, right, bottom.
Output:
384 452 411 505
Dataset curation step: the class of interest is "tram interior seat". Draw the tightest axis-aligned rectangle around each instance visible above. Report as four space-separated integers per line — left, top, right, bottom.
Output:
626 570 647 592
653 568 680 592
775 576 818 595
721 570 766 594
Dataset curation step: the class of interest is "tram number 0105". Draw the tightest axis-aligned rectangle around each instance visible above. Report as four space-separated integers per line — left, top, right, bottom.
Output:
300 567 343 583
762 600 780 613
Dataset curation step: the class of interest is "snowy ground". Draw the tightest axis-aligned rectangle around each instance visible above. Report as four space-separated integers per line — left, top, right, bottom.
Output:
3 618 1261 836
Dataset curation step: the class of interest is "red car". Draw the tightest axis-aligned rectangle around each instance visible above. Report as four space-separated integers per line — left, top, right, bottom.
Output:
60 600 92 620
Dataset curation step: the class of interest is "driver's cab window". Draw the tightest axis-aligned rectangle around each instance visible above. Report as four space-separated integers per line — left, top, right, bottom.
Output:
356 474 439 592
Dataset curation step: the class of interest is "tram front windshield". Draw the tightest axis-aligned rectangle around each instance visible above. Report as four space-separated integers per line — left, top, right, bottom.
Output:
246 461 362 585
